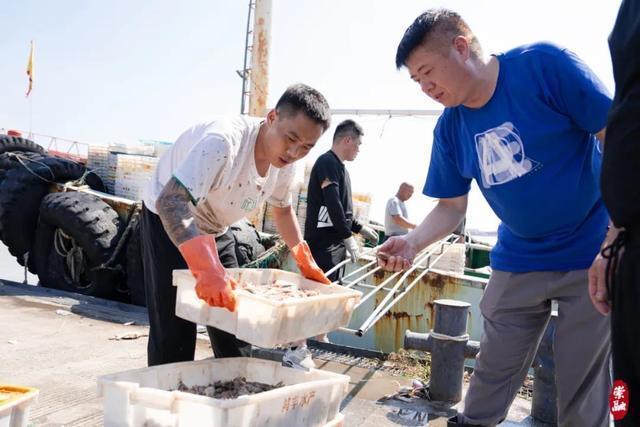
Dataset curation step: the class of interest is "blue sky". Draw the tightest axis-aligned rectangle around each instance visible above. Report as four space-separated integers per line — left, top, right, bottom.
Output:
1 0 622 230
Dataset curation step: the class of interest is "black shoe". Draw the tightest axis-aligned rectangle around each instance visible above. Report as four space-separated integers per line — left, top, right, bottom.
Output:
447 415 486 426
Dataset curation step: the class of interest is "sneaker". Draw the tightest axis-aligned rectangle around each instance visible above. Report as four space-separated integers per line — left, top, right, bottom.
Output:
282 345 316 370
447 415 485 426
314 333 330 343
447 415 461 426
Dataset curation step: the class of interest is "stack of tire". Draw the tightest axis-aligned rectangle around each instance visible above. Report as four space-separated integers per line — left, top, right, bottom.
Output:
0 135 131 301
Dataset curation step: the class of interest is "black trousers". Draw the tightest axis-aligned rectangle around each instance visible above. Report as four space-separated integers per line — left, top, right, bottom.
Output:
140 204 251 366
611 232 640 426
309 240 346 283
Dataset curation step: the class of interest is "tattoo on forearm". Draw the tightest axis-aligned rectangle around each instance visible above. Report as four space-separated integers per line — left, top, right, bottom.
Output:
156 178 200 247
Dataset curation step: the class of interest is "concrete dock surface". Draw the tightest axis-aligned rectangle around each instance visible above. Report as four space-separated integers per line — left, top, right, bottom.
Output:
1 280 542 426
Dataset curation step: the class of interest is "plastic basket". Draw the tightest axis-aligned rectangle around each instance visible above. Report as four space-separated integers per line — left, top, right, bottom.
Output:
0 385 38 427
173 269 362 348
97 357 349 427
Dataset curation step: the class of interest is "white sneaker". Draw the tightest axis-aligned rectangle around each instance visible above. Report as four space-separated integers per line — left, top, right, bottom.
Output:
314 333 330 343
282 345 315 370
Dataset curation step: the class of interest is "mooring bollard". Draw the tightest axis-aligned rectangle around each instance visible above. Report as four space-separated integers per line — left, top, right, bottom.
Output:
404 299 479 403
405 299 558 423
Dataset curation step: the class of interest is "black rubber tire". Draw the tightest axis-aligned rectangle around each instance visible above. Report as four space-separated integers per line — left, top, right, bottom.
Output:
33 192 123 297
0 156 105 271
82 172 106 193
0 135 45 156
124 214 146 306
0 151 46 186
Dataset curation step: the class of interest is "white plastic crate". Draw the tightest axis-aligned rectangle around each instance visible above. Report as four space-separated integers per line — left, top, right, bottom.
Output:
139 139 173 157
431 242 467 274
325 412 344 427
352 192 372 225
105 152 118 193
114 154 159 200
173 269 362 348
109 143 156 157
256 183 306 234
0 385 38 427
87 145 110 189
97 357 349 427
106 144 156 195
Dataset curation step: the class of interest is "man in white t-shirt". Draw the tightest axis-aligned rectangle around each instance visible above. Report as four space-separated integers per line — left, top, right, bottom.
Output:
384 182 416 238
141 83 332 367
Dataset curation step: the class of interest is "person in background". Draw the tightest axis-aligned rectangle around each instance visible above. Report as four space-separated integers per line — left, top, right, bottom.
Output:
381 9 612 426
592 0 640 424
303 119 379 280
384 182 416 238
141 83 332 367
282 119 378 370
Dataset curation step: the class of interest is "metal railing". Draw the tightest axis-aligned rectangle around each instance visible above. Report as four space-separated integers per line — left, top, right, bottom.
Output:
333 234 463 336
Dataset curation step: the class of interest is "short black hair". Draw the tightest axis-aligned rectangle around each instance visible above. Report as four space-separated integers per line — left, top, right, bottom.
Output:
333 119 364 143
395 9 481 69
275 83 331 131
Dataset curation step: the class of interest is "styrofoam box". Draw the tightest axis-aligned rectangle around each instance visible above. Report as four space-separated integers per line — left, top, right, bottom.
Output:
97 357 349 427
0 385 38 427
173 269 362 348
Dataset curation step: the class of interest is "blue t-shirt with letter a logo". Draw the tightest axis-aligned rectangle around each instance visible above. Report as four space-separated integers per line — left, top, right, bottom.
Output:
424 42 612 272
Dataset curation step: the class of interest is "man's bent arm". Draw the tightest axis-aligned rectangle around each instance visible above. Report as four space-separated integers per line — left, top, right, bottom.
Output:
156 177 201 247
405 194 468 252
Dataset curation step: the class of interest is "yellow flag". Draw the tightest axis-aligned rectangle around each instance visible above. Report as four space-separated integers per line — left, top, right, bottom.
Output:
26 40 34 97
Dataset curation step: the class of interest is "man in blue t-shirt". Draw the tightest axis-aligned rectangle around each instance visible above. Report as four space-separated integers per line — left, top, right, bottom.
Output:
379 9 614 426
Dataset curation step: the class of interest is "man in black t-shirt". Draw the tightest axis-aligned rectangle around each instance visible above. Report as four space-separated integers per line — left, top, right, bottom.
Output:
283 119 379 370
304 119 378 282
593 1 640 424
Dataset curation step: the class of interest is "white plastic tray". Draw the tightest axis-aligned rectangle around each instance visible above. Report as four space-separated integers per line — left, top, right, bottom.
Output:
173 268 362 348
325 412 345 427
97 357 350 427
0 385 38 427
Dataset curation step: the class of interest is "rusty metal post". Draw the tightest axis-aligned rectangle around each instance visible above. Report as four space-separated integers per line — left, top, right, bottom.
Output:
404 299 479 403
531 312 558 425
239 0 255 115
248 0 272 117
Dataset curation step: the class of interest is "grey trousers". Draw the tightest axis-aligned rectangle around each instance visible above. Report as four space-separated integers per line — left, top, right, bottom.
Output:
461 270 611 427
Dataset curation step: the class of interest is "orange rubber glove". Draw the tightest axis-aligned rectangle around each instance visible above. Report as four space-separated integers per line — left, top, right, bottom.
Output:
178 235 237 312
291 241 331 285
